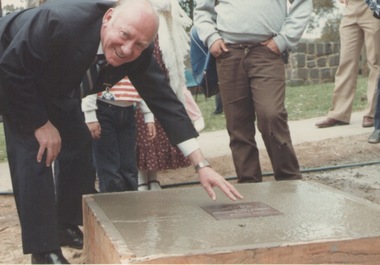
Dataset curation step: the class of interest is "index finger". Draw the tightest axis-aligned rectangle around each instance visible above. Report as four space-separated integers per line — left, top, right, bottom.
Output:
217 181 244 201
36 145 46 163
204 185 217 201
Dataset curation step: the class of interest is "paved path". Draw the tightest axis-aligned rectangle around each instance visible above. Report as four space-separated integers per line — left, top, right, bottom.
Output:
0 160 11 193
198 111 373 158
0 111 373 193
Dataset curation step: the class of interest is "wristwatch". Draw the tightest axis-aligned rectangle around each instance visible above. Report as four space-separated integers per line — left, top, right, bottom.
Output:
194 159 211 172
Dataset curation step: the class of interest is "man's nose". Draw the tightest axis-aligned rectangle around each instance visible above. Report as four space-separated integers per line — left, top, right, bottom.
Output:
120 42 134 57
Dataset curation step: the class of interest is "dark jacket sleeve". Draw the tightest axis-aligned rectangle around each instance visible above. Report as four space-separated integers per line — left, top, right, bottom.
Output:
127 46 199 146
0 8 64 132
0 0 108 132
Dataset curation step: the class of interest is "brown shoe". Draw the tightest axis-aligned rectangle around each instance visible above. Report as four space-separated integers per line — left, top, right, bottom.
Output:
362 116 374 128
315 117 349 128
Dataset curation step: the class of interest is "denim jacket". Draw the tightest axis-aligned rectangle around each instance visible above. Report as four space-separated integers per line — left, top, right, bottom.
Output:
366 0 380 18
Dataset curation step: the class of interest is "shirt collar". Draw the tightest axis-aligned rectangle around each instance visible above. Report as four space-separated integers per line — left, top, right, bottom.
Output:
97 43 104 55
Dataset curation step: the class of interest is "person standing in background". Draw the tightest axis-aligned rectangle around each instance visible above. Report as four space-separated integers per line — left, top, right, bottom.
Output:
136 38 192 191
368 80 380 143
214 92 223 115
194 0 312 183
315 0 380 128
183 86 205 131
365 0 380 143
137 0 195 191
82 77 156 192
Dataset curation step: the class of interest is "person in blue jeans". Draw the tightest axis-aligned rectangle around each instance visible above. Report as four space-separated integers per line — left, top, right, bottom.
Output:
366 0 380 143
368 79 380 143
214 92 223 114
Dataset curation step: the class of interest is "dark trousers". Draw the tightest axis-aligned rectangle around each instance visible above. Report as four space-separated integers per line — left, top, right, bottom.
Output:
3 99 96 254
216 44 301 182
375 79 380 129
214 92 223 113
94 101 138 192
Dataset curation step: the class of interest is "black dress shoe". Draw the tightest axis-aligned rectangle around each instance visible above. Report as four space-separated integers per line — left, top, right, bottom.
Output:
31 249 69 264
59 225 83 250
368 129 380 144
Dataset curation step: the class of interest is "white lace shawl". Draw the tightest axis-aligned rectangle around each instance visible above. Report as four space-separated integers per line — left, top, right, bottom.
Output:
149 0 192 104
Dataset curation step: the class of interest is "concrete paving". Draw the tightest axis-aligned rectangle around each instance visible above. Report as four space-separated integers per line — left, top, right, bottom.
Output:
84 180 380 263
0 111 373 193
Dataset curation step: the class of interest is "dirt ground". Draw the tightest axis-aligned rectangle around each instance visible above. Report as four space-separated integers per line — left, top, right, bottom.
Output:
1 132 380 264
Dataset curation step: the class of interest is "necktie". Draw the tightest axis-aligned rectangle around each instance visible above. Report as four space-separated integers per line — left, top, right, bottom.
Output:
79 55 107 98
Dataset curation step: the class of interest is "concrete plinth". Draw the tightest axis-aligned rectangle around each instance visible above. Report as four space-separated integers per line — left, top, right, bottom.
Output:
83 181 380 264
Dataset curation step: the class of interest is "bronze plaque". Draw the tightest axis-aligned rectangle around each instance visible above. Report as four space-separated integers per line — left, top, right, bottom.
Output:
202 201 283 220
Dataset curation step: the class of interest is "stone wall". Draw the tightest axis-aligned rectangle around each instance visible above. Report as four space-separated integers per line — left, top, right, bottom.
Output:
286 42 368 87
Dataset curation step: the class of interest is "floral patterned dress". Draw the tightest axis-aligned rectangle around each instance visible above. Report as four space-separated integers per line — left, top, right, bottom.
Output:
135 38 191 171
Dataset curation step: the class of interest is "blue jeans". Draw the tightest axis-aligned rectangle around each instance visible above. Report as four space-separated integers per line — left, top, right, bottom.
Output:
375 79 380 129
93 101 137 192
214 92 223 113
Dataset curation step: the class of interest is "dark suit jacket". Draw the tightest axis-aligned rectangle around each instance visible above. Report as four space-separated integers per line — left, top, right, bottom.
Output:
0 0 197 145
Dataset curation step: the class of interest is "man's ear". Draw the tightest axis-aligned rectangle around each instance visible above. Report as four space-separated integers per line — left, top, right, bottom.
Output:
102 8 114 24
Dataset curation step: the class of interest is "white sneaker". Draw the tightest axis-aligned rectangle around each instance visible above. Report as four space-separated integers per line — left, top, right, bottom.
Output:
193 117 205 132
138 183 149 191
149 180 162 190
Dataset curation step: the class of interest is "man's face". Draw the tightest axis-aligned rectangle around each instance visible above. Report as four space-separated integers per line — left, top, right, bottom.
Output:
100 7 157 67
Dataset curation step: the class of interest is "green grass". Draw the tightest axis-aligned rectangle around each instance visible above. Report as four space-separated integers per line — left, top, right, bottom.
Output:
194 76 369 132
0 76 369 162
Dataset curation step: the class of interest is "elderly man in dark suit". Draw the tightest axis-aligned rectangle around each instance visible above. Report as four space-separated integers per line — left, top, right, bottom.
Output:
0 0 242 263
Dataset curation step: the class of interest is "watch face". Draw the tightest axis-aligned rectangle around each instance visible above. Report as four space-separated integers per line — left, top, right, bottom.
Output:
195 159 210 172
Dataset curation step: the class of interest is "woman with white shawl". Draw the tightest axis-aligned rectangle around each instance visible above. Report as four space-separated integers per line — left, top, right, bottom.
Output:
136 0 204 190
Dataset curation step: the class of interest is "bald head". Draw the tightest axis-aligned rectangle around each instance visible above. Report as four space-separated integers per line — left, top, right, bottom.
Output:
113 0 159 33
100 0 159 66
